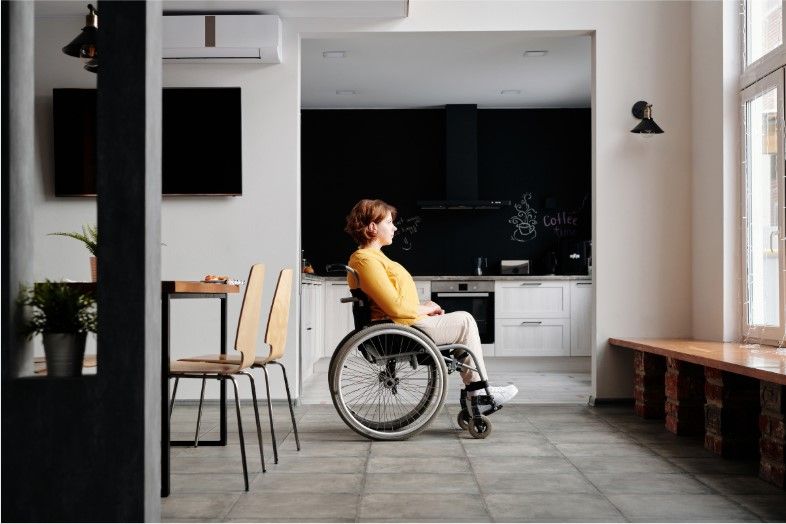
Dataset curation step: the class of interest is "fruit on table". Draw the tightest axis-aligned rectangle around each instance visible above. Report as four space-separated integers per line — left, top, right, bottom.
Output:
204 274 229 281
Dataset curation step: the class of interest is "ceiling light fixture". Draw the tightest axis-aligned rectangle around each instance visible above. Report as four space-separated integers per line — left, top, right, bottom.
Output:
62 3 98 74
500 90 521 95
323 51 346 59
630 100 664 135
336 90 356 95
523 50 548 57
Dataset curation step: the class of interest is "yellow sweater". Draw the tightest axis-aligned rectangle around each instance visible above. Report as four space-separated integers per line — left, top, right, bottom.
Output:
347 248 422 325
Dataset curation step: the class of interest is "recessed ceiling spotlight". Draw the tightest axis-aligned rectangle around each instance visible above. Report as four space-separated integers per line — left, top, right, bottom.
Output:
523 50 548 57
500 89 521 95
336 90 356 95
323 51 346 59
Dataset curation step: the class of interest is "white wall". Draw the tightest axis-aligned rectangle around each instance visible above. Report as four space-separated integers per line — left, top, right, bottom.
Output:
34 0 699 401
34 15 300 400
690 0 741 342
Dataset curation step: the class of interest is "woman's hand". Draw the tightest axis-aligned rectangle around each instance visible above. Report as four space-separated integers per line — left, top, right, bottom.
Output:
423 300 445 316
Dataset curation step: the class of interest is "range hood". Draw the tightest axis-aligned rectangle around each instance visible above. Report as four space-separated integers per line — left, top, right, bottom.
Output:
418 104 511 210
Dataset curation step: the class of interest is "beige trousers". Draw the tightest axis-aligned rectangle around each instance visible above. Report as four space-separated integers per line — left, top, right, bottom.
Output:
413 311 487 385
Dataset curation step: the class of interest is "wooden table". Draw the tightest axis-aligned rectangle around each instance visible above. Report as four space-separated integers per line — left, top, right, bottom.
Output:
160 281 240 497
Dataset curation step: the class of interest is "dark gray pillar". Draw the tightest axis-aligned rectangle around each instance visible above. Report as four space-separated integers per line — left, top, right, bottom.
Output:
96 1 162 520
1 0 35 381
2 1 162 521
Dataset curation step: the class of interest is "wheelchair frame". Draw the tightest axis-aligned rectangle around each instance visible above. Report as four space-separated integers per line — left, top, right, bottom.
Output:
325 264 501 439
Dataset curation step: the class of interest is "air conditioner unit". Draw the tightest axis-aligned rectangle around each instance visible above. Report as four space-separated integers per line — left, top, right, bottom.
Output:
163 15 282 64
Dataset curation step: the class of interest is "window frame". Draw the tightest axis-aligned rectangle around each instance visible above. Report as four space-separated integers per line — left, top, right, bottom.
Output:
741 0 786 89
739 67 786 345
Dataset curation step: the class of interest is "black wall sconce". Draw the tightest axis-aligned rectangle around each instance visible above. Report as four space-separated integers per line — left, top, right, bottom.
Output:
62 4 98 73
631 101 663 135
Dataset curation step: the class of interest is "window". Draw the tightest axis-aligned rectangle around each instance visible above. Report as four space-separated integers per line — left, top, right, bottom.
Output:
741 71 785 343
742 1 786 345
740 0 786 345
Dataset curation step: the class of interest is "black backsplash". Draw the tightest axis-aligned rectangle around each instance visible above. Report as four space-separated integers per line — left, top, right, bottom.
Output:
302 108 591 276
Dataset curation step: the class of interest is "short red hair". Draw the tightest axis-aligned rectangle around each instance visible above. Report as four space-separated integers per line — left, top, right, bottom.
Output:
345 199 397 246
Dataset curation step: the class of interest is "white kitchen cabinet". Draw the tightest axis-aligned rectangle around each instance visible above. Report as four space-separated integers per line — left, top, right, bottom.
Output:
300 282 316 382
495 281 570 319
495 318 571 356
570 280 593 356
323 282 355 358
414 280 431 303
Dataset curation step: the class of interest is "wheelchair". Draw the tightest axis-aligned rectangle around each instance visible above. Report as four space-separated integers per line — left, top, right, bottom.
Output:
326 264 502 440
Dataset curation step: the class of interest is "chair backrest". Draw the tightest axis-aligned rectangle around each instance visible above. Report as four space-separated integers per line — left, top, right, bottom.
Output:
264 268 293 361
234 263 266 369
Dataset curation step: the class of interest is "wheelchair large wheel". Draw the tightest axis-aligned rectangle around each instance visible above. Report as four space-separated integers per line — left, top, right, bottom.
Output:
329 323 448 440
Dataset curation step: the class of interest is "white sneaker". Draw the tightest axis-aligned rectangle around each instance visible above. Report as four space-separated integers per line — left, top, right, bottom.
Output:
474 384 518 408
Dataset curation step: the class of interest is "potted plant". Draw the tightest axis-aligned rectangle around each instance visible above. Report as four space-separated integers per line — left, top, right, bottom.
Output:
17 281 97 377
49 224 98 281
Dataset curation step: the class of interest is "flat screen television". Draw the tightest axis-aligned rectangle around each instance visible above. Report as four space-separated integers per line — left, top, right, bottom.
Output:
53 87 242 196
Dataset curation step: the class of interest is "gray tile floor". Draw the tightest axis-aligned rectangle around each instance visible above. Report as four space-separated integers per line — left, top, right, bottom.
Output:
301 357 592 405
164 402 786 522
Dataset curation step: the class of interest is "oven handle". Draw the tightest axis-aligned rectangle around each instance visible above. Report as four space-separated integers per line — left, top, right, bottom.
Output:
435 292 491 298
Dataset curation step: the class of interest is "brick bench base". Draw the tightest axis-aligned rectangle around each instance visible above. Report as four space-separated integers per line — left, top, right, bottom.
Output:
760 382 786 488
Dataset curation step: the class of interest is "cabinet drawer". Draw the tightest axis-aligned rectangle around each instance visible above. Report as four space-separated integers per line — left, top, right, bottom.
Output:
495 281 570 318
495 318 570 356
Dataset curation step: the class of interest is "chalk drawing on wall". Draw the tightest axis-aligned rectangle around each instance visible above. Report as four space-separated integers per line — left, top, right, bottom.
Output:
395 216 422 251
509 193 538 243
541 193 589 238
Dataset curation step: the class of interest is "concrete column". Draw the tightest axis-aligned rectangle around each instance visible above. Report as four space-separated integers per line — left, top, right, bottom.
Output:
96 1 162 519
1 0 35 380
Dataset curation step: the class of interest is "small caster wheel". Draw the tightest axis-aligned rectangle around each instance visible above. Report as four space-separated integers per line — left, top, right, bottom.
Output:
457 410 470 430
468 415 492 439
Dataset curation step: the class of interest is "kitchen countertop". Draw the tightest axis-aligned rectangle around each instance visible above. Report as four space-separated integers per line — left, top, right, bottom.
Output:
302 274 592 283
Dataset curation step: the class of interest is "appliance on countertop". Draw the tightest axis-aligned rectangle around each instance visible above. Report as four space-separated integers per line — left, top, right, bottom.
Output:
560 240 591 275
431 280 494 344
500 259 530 275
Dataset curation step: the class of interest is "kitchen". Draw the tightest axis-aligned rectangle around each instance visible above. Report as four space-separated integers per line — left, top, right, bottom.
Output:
298 32 593 403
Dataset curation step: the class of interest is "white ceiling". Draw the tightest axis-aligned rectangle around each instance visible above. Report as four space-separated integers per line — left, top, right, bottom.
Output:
301 32 591 109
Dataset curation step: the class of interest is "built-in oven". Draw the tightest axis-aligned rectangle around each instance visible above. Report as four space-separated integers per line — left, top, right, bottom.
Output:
431 281 494 344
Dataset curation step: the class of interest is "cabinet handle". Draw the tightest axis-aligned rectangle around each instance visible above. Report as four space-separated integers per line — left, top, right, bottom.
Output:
520 282 542 286
576 282 592 286
306 327 312 331
520 321 542 325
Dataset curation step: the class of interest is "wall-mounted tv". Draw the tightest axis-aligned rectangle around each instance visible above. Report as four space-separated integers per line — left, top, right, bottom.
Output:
53 87 242 196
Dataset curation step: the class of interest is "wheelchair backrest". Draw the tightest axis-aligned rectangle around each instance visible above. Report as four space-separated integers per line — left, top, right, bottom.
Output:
325 263 373 330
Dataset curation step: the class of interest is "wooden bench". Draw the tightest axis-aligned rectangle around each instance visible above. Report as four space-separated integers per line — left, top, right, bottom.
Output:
609 338 786 489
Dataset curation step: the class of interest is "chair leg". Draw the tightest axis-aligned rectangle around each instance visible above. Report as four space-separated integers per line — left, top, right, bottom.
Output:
240 370 266 473
169 376 180 420
272 361 300 451
228 375 249 491
260 364 278 464
194 375 207 447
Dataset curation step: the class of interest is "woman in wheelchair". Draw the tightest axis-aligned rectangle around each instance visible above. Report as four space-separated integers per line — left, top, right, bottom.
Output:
327 198 517 440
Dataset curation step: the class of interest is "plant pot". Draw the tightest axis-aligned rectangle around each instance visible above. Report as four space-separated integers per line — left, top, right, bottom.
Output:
43 332 87 377
89 256 97 282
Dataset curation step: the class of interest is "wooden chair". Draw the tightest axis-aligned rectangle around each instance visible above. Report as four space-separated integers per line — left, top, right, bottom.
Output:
168 263 267 491
180 268 300 464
